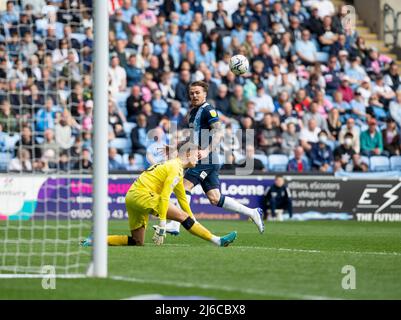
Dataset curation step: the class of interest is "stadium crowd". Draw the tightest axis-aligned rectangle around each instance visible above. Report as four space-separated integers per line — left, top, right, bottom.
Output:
0 0 401 173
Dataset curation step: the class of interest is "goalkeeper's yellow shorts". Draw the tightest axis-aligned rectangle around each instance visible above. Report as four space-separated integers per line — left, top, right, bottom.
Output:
126 188 160 231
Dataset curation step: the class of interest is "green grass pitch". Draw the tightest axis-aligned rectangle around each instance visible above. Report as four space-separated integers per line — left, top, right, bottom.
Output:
1 220 401 299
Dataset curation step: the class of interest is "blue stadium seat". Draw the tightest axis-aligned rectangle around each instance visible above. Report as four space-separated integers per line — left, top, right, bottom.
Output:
390 156 401 171
4 134 20 151
254 154 268 170
369 156 390 172
222 36 232 50
361 156 370 167
113 153 123 164
109 138 132 154
268 154 289 172
134 153 145 168
122 153 130 165
123 122 136 136
0 152 12 170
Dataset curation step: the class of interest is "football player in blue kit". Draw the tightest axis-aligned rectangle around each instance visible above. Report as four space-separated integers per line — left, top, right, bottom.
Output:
164 81 264 235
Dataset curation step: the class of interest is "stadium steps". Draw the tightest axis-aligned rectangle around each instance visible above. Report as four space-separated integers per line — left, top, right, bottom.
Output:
330 0 401 67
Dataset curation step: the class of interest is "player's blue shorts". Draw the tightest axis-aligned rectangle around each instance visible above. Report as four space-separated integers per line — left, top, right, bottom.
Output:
184 164 221 193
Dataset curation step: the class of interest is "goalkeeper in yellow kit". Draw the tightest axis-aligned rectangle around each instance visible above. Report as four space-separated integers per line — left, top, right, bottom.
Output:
81 142 237 247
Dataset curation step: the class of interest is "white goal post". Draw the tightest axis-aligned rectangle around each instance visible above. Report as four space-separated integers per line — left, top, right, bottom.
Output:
92 0 109 278
0 1 108 278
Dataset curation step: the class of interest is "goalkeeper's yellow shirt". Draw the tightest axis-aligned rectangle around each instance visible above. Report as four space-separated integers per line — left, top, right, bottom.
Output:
130 158 193 221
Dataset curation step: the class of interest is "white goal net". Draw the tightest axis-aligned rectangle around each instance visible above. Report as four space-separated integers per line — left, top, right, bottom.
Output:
0 1 94 276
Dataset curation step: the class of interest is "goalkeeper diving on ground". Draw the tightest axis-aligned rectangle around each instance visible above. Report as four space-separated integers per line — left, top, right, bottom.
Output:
80 141 237 247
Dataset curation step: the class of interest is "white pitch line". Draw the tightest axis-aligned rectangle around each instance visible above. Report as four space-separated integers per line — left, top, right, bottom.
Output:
109 275 341 300
161 243 401 257
0 273 338 300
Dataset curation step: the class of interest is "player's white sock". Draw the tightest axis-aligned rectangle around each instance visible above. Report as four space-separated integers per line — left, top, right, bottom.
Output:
211 235 221 246
222 196 256 218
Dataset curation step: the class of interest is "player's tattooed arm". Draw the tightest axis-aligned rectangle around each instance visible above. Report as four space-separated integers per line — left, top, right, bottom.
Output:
198 120 223 160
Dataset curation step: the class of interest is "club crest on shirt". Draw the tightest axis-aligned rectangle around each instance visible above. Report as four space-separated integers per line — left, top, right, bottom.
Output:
209 110 217 117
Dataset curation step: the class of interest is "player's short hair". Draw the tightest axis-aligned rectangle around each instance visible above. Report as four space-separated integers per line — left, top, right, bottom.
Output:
177 140 200 155
189 81 209 94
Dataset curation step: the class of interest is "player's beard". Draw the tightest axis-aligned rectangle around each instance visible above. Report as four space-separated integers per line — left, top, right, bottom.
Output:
191 98 206 108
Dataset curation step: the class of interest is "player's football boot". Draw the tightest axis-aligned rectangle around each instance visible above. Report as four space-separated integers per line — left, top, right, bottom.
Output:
153 220 180 236
80 234 93 247
251 208 265 234
220 231 237 247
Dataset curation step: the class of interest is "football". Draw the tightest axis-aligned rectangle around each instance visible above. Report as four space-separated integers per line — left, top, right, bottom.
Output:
229 54 249 75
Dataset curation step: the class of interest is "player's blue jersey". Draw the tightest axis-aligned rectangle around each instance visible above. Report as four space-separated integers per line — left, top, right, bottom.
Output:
187 102 220 165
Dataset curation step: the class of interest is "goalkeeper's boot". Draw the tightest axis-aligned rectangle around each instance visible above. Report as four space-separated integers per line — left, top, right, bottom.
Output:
220 231 237 247
80 234 93 247
153 220 180 236
251 208 265 234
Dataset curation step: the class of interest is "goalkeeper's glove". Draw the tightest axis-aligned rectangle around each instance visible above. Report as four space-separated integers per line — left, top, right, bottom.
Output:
152 220 166 246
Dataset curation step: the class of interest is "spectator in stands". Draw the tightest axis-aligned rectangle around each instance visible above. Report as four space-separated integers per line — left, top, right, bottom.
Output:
251 84 275 121
338 76 354 103
109 54 127 94
14 124 38 160
350 91 367 126
295 29 317 66
300 118 321 152
263 175 293 220
41 128 59 168
175 69 191 109
382 118 400 156
130 113 149 156
334 132 357 171
287 146 310 172
20 31 38 63
313 89 333 119
213 0 233 33
73 147 92 171
58 151 71 172
281 122 299 156
323 56 342 95
82 100 93 132
346 56 368 89
230 84 248 118
390 91 401 128
364 47 392 76
257 113 282 155
108 100 126 138
0 100 18 133
36 97 56 133
338 117 360 153
8 148 32 172
141 102 161 130
327 107 342 141
109 147 125 171
1 0 398 174
303 101 328 132
384 62 401 92
126 154 142 171
125 85 145 122
310 130 333 172
352 153 369 172
360 118 384 156
317 15 339 53
237 144 265 172
165 100 185 129
54 112 74 150
372 73 396 108
146 126 167 166
151 89 168 115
